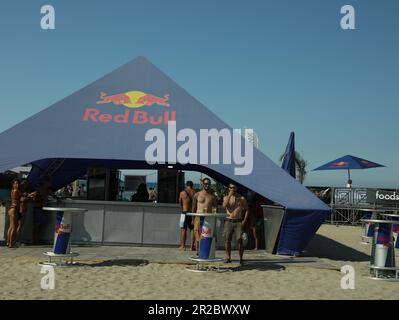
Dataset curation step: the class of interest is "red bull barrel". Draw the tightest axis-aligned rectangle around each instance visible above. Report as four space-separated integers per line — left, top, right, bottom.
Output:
374 224 395 268
366 222 375 238
199 220 213 259
53 212 72 255
393 224 399 249
388 215 399 249
363 212 375 238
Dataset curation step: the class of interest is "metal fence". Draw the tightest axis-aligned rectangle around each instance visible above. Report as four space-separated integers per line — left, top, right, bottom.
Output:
328 204 375 225
324 187 399 225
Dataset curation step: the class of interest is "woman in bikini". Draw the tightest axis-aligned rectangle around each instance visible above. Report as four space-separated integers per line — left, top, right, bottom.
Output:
6 179 20 248
15 180 30 245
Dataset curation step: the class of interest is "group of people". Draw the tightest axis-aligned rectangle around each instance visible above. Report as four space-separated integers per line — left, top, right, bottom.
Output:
178 178 265 264
6 179 52 248
55 184 84 198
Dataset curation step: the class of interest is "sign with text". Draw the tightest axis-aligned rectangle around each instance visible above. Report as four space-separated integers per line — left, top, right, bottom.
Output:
367 189 399 205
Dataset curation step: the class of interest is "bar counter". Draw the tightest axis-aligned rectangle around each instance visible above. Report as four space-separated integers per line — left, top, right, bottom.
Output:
3 200 225 248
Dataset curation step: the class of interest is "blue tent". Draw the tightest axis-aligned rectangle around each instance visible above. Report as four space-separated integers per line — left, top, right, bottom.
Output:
0 56 330 255
281 132 296 179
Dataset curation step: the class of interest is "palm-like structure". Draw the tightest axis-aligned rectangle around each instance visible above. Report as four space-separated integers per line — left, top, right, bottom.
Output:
213 180 228 202
279 151 308 184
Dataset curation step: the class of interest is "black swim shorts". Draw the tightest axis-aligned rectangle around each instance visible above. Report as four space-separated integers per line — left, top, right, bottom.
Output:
180 212 194 230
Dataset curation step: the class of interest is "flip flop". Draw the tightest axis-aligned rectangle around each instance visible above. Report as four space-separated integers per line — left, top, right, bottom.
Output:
224 258 232 263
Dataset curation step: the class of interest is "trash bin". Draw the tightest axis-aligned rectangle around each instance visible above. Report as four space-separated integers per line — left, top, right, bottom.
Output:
374 223 395 268
262 205 285 254
374 244 394 267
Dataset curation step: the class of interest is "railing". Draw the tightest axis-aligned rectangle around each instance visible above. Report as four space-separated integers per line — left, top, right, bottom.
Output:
316 187 399 225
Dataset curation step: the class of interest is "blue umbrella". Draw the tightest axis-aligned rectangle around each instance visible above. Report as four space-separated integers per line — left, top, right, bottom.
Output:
313 155 385 183
281 132 296 179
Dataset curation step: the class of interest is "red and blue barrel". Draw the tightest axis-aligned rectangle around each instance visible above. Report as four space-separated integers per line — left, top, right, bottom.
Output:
362 212 375 238
389 215 399 249
53 212 72 254
374 223 395 268
199 219 213 259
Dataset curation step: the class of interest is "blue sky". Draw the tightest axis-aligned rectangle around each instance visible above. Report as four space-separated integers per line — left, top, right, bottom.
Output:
0 0 398 188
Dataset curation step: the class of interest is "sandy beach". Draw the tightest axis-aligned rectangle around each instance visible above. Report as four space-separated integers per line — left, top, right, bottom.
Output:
0 222 399 300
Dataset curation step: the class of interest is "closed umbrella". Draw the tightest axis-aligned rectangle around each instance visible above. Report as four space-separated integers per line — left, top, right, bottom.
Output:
281 132 296 179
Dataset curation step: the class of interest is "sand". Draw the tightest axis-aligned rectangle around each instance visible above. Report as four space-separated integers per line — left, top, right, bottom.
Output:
0 224 399 300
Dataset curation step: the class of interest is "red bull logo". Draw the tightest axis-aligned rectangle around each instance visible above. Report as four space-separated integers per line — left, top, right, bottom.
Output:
330 161 349 168
83 108 176 125
96 91 170 108
200 225 213 239
55 223 71 234
83 90 175 125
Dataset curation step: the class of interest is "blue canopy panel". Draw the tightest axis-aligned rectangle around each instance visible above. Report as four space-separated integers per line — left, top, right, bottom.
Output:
0 56 330 255
277 209 328 256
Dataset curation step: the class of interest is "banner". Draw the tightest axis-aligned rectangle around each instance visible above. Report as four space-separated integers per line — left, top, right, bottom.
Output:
367 189 399 205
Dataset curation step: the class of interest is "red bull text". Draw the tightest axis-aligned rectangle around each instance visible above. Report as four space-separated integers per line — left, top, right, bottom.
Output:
84 91 175 125
83 108 176 125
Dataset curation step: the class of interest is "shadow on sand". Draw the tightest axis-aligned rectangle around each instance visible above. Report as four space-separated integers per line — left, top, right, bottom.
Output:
303 234 370 262
233 261 285 272
76 259 149 267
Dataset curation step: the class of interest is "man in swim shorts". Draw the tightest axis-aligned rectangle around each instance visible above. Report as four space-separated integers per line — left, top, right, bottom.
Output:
178 181 196 251
191 178 217 256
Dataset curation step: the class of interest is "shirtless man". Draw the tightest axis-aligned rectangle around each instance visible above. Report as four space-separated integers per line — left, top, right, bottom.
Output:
223 182 249 264
6 179 20 248
191 178 217 255
178 181 196 251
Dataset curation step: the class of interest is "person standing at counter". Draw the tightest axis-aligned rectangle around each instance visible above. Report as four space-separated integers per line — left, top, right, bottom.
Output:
178 181 196 251
15 180 30 246
6 179 20 248
191 178 217 255
30 180 53 245
148 187 157 201
223 182 249 264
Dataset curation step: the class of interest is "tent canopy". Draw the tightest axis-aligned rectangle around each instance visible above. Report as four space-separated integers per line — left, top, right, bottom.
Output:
0 56 330 255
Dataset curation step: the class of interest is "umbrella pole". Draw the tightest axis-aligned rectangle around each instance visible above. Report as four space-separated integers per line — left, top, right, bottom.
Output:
347 169 351 181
